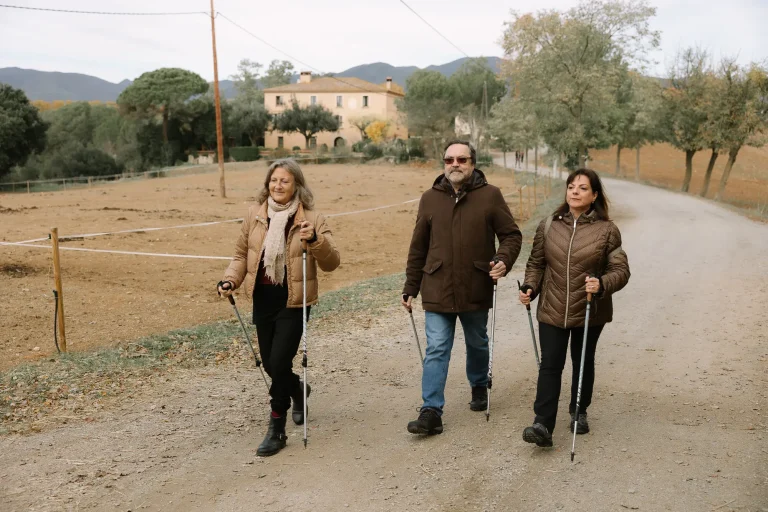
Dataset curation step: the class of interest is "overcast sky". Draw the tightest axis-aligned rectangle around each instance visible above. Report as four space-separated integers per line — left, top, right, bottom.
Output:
1 0 766 83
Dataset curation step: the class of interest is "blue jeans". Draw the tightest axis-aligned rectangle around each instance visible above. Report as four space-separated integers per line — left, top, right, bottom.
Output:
421 310 490 415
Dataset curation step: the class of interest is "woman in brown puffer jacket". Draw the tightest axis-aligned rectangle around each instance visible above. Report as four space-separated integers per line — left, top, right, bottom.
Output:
217 158 340 457
519 168 630 448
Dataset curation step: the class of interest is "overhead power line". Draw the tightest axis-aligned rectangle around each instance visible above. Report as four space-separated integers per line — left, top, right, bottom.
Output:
217 12 396 97
398 0 470 58
0 4 205 15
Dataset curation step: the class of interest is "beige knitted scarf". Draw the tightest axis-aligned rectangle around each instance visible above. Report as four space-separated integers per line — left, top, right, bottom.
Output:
261 197 299 284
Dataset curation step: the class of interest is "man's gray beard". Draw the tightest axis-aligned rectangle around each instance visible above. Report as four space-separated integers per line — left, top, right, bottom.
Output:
448 170 468 186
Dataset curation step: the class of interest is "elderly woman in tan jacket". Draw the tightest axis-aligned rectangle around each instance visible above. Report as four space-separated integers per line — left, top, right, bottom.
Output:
519 168 630 448
218 158 339 457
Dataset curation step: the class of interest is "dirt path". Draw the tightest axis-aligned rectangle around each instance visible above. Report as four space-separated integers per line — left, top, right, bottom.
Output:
1 178 767 511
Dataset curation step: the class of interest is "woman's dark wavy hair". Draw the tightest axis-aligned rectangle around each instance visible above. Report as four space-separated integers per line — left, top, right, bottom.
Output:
553 168 611 220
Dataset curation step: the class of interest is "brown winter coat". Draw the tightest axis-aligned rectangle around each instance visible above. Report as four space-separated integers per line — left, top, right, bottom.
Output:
522 210 630 328
403 170 523 313
222 202 340 307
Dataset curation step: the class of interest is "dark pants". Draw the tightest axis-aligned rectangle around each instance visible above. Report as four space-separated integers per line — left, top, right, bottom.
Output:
253 284 310 415
533 322 604 433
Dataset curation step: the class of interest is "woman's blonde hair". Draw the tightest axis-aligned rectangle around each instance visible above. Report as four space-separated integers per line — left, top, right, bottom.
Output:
257 158 315 209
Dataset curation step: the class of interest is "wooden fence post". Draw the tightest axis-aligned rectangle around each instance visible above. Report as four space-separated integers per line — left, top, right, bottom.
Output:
50 228 67 352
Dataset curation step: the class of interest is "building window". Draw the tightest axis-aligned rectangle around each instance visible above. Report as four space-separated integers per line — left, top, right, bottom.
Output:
277 136 284 148
336 95 343 107
335 115 342 128
309 137 317 149
310 96 317 106
363 95 369 107
276 96 285 106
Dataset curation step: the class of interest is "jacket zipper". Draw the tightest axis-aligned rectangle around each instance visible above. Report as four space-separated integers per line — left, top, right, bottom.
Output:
564 217 578 328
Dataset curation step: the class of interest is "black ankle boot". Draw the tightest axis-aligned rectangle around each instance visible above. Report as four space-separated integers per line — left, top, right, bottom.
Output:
469 386 488 411
291 382 311 426
569 412 589 434
257 414 287 457
407 407 443 435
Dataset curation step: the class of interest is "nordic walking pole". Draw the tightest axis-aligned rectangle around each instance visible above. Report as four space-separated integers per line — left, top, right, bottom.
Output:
486 259 500 422
219 285 270 391
571 288 593 462
518 280 540 369
403 294 424 365
302 239 309 449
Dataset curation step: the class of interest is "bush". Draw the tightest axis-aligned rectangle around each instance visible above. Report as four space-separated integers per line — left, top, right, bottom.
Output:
352 140 367 152
319 143 329 154
362 143 384 161
332 145 352 157
272 147 292 159
477 151 493 167
56 147 124 177
229 146 261 162
406 138 425 158
292 146 301 151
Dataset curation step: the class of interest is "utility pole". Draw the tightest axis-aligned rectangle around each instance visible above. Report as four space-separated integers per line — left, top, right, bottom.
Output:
482 81 490 155
210 0 226 198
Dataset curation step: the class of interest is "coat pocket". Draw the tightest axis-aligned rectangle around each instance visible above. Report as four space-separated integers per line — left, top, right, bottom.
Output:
420 259 443 303
470 260 493 303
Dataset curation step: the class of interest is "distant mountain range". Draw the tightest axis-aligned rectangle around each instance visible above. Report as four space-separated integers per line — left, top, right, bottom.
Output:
0 57 502 102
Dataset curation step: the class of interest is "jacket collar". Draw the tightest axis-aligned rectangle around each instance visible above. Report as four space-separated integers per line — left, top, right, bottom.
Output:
432 169 488 198
560 208 598 224
255 200 306 226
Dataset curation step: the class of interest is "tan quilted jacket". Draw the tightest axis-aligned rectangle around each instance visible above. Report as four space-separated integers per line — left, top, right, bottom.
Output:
222 202 340 307
523 210 630 328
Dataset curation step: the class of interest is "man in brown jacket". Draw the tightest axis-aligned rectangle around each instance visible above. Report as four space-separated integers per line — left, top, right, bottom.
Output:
402 140 522 435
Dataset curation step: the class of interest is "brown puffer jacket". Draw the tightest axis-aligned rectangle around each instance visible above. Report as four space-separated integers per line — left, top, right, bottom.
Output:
222 202 340 307
404 170 522 313
523 210 630 328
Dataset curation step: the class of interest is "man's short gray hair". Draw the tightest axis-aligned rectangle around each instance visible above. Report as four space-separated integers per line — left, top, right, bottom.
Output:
443 140 476 165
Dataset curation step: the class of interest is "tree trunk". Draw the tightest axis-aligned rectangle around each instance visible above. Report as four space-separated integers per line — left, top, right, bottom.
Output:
534 145 538 171
578 144 586 168
635 146 641 181
681 149 695 192
525 147 529 170
304 134 311 149
502 150 507 169
615 145 622 176
162 108 169 144
700 148 719 197
715 146 740 200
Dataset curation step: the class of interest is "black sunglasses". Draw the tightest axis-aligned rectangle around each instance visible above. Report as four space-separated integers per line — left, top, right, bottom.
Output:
443 156 471 165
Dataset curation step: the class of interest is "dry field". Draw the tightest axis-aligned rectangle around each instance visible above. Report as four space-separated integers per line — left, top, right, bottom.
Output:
589 143 768 212
0 162 545 371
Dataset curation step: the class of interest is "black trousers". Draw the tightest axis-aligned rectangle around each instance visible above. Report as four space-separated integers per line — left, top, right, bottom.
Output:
533 322 604 433
253 284 310 415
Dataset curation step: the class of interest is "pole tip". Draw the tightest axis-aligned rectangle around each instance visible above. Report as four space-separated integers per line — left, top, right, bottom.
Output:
570 452 575 462
303 439 307 448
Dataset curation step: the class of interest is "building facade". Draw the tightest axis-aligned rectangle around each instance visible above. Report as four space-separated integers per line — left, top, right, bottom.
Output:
264 72 407 149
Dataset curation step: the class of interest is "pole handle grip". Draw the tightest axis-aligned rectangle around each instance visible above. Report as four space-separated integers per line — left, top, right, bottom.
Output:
228 295 235 306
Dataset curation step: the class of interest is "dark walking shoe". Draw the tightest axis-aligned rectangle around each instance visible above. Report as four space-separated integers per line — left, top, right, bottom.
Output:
569 412 589 434
522 423 553 447
469 386 488 411
257 414 288 457
407 408 443 435
291 382 311 426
